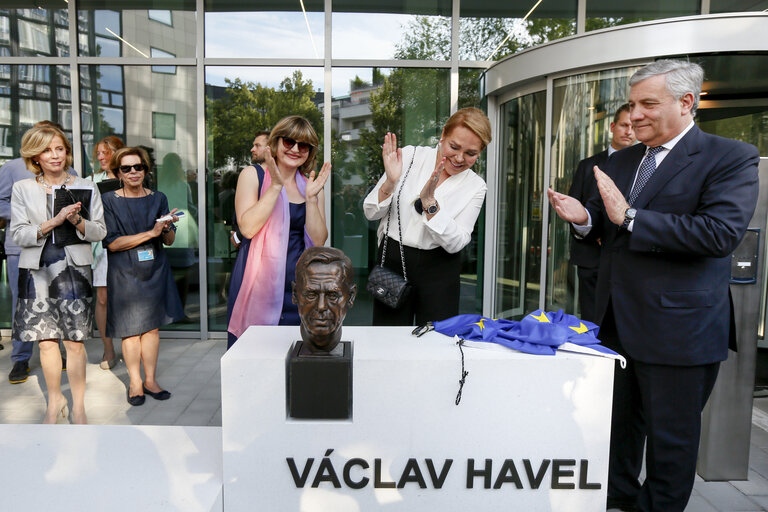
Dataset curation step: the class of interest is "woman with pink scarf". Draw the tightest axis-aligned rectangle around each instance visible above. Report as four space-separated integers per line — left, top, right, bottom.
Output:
227 116 330 347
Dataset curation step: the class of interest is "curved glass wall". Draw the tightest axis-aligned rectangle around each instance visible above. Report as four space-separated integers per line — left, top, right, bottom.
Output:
496 90 546 319
546 66 641 315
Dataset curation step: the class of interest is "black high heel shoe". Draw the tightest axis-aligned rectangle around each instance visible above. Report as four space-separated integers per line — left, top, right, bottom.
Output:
143 386 171 400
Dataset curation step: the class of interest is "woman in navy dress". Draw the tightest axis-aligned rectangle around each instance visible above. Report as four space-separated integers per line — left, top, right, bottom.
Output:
102 147 183 406
227 116 330 348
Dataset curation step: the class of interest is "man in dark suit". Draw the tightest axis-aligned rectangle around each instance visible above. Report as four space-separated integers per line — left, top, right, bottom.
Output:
547 60 759 512
568 104 635 322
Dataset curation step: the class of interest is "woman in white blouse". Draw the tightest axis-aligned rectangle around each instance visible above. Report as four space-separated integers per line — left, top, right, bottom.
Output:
363 107 490 325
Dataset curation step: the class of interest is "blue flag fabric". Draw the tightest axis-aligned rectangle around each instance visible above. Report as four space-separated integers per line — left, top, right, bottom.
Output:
432 309 618 357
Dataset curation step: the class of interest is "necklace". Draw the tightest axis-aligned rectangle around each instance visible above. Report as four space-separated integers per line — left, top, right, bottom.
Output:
37 173 71 191
121 186 148 198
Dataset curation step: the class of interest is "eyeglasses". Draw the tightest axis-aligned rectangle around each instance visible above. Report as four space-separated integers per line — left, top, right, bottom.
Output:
119 164 148 174
280 137 314 154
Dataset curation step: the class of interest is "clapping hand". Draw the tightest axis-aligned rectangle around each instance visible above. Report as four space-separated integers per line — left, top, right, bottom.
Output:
306 162 331 202
594 166 629 226
547 189 588 225
57 202 82 226
382 132 402 187
262 147 284 190
420 157 443 206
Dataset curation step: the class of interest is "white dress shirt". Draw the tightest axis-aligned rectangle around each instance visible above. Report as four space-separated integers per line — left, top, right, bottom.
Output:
363 145 487 254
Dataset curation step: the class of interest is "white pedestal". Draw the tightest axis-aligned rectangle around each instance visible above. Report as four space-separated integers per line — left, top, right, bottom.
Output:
0 425 223 512
222 326 614 511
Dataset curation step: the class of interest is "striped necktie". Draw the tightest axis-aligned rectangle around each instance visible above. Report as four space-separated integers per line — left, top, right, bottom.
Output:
628 146 664 205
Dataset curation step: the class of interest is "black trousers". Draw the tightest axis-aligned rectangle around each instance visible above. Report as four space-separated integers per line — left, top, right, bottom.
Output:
601 304 720 512
576 265 598 323
372 237 462 326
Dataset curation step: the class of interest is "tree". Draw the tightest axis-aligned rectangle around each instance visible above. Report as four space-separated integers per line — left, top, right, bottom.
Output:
206 71 322 169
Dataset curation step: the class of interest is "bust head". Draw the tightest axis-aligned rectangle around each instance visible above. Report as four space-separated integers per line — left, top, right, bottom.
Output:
292 247 356 353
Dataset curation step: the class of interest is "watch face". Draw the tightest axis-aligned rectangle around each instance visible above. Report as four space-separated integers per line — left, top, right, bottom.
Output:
427 204 438 214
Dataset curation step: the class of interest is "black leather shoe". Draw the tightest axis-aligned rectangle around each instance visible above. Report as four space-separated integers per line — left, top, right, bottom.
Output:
143 386 171 400
127 392 146 406
8 360 30 384
606 496 638 511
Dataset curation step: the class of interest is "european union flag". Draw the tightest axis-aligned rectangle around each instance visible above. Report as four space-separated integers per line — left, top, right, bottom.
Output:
433 309 618 359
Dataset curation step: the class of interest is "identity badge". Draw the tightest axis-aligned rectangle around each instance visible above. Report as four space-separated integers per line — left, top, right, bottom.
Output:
137 248 155 261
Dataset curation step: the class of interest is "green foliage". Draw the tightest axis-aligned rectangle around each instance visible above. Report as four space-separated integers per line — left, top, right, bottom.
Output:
526 18 576 47
206 71 322 169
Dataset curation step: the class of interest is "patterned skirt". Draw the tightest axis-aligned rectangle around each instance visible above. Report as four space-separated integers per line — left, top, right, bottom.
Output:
13 239 93 342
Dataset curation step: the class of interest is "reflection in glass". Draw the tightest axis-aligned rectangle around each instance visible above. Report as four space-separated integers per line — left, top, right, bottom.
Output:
693 54 768 155
78 6 195 58
459 2 576 61
547 67 639 316
0 5 69 57
332 2 450 60
205 67 324 331
497 91 546 319
586 0 698 30
328 67 455 323
710 0 768 12
0 64 72 330
79 64 199 330
205 2 324 58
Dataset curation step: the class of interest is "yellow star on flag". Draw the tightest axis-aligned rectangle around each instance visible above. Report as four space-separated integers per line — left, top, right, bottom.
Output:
531 311 550 323
473 318 487 330
569 322 588 334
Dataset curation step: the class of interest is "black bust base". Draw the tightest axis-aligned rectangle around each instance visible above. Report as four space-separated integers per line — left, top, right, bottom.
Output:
286 341 352 420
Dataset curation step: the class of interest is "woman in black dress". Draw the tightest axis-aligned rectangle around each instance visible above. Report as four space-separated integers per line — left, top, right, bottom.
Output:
102 147 183 406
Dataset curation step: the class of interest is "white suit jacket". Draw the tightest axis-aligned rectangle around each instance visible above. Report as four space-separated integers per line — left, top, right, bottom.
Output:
11 176 107 269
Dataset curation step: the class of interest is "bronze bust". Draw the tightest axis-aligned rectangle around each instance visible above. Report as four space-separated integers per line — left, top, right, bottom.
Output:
292 246 356 353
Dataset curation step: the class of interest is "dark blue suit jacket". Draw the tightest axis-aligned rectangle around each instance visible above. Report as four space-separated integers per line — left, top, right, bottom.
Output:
568 149 608 268
587 125 759 366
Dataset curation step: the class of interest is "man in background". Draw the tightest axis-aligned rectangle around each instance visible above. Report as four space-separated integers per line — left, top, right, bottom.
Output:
568 104 635 322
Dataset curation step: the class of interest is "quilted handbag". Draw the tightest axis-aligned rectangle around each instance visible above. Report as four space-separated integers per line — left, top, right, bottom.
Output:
367 264 412 309
366 150 417 309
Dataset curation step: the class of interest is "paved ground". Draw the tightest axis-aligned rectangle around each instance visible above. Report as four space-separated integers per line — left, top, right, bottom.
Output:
0 336 223 426
2 335 768 510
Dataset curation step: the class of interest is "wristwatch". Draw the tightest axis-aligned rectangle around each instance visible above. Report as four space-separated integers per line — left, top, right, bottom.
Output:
621 207 637 230
425 201 439 215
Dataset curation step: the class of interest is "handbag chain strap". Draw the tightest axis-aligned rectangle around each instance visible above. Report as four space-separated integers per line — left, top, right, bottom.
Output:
380 149 417 281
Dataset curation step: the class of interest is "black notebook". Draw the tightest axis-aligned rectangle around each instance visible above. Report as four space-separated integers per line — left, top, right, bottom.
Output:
51 186 93 247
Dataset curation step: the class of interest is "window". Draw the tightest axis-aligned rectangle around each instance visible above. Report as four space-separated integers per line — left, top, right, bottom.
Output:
148 10 173 26
152 112 176 140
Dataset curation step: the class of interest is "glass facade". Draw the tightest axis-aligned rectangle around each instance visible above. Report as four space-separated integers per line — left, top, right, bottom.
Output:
0 2 765 334
496 91 546 318
547 67 641 316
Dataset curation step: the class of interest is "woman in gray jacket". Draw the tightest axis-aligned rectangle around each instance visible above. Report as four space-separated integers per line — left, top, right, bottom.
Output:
10 124 106 424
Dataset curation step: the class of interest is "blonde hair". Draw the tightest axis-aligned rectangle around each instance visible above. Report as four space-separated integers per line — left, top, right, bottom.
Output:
268 116 320 174
442 107 492 149
20 125 73 175
93 135 125 173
